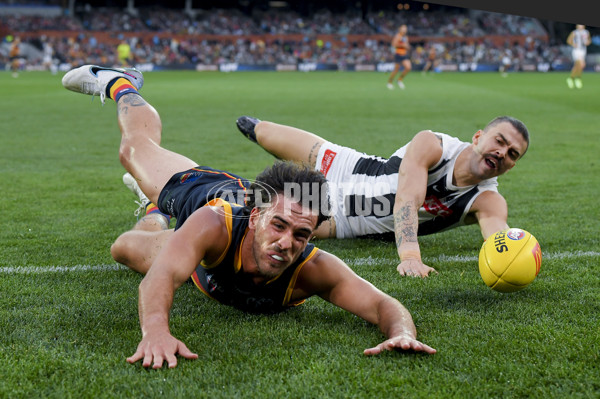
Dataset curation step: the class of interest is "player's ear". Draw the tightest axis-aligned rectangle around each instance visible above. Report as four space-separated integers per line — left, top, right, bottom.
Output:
248 207 261 230
472 129 483 144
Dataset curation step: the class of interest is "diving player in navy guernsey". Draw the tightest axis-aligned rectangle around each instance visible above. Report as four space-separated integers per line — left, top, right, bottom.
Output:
62 65 436 369
235 114 530 278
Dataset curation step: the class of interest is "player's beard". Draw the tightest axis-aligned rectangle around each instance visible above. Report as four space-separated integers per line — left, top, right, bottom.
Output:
251 231 290 281
473 146 501 178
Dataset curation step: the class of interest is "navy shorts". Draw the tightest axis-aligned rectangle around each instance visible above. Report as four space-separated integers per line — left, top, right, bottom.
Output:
157 166 251 229
394 54 409 63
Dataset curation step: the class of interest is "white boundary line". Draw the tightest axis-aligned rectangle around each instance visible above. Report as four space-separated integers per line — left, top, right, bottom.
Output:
0 264 128 274
346 250 600 266
0 251 600 274
0 251 598 274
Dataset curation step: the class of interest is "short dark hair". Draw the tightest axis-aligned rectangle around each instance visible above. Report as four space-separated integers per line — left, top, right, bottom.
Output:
245 161 331 228
484 116 530 156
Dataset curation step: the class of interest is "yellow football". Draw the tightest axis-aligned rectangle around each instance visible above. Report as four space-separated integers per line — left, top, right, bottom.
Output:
479 228 542 293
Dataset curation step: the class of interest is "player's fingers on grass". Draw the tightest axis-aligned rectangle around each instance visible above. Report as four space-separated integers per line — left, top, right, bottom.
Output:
396 338 437 354
419 266 438 278
142 352 154 368
396 263 405 274
397 268 412 277
388 337 418 351
126 350 144 364
420 342 437 354
363 344 384 356
391 337 413 351
166 353 178 369
152 354 165 369
178 342 199 359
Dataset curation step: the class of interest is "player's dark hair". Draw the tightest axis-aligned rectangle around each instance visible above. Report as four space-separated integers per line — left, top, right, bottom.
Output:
485 116 530 156
245 161 331 228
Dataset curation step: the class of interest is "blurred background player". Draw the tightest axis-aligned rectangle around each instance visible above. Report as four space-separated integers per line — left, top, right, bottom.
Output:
421 42 440 75
8 36 22 78
387 24 411 90
41 36 58 75
566 24 591 89
117 37 133 67
498 47 513 77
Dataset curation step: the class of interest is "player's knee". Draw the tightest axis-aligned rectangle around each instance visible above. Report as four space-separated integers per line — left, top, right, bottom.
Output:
118 139 135 170
111 235 151 275
110 234 131 265
118 137 151 170
111 232 145 267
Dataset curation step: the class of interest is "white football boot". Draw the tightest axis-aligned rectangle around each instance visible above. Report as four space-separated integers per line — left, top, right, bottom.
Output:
62 65 144 104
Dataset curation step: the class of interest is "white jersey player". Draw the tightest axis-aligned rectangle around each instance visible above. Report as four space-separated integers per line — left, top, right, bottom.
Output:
566 24 591 89
236 115 530 278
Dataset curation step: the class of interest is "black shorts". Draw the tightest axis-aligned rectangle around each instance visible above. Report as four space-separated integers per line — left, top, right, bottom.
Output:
157 166 251 229
394 54 409 63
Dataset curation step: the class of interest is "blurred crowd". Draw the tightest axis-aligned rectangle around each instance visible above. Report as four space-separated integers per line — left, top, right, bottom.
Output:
0 6 571 70
0 5 547 37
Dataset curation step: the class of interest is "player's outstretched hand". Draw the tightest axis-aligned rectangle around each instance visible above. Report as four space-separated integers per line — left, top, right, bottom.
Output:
364 334 436 356
127 331 198 369
396 258 437 278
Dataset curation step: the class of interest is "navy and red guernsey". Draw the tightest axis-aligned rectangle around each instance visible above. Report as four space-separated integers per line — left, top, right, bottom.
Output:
190 200 318 314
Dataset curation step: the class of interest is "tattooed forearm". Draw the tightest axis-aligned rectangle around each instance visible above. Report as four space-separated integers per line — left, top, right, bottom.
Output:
394 209 403 247
394 201 418 248
117 93 147 115
308 141 322 166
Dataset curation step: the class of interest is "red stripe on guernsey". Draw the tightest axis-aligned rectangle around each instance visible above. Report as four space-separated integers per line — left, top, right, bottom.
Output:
190 271 216 300
191 168 247 189
423 195 452 217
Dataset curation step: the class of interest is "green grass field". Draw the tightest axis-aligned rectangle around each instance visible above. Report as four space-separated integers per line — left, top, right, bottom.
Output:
1 70 599 398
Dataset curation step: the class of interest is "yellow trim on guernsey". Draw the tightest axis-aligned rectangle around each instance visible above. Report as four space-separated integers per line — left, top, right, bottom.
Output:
282 246 319 307
200 198 235 269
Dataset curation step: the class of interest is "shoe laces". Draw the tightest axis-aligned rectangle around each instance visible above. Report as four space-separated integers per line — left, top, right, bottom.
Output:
133 200 146 219
82 81 106 105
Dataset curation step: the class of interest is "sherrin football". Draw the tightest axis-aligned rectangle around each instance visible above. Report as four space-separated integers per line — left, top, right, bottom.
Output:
479 228 542 293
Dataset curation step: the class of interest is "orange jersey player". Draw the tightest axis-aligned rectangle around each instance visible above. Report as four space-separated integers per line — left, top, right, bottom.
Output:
387 25 412 89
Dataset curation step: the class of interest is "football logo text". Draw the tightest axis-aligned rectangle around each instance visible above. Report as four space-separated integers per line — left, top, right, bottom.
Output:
494 230 509 253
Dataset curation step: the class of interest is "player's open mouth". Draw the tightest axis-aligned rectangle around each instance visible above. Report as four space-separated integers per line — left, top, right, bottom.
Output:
269 254 286 263
484 157 497 169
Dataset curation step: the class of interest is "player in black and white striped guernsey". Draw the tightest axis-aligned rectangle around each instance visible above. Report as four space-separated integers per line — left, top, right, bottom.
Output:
236 115 530 278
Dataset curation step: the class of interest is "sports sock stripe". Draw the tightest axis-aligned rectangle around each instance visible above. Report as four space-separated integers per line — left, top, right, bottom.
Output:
145 202 171 225
108 77 137 102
